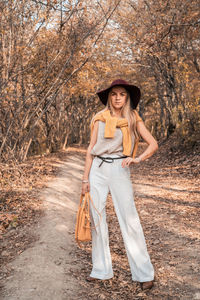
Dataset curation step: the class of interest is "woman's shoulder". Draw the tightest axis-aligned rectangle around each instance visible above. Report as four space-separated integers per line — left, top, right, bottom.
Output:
133 109 143 122
91 112 101 124
93 110 103 119
91 109 107 122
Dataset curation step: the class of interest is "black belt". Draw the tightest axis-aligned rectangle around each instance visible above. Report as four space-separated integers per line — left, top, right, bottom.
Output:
97 155 127 167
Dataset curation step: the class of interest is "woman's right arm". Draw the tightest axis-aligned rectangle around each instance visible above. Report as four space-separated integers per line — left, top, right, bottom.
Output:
82 120 99 195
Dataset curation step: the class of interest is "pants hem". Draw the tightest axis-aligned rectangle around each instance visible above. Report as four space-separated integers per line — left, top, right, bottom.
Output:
132 277 154 282
90 272 113 280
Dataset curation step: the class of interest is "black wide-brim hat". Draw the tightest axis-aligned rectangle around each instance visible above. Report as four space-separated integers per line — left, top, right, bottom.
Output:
96 79 141 109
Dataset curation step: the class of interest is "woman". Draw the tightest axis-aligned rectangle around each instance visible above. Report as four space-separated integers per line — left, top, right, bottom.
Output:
82 79 158 290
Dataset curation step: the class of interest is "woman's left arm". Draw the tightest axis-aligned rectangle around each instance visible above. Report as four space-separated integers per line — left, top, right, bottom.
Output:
122 121 158 167
135 121 158 162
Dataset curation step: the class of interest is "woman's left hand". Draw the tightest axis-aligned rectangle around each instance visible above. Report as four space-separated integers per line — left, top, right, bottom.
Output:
121 157 141 168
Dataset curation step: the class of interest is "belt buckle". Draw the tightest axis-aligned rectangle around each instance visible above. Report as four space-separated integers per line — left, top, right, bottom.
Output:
104 157 114 163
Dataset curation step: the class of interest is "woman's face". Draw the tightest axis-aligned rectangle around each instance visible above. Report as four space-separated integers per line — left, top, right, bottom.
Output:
110 86 127 110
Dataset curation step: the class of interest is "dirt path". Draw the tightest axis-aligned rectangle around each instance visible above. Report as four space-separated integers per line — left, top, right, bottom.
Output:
1 148 200 300
2 152 85 300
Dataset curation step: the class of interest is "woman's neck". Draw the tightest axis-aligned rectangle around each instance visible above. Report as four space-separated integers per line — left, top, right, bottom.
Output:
112 109 122 118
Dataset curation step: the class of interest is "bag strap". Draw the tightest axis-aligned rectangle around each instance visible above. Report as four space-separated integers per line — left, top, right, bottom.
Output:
79 192 89 209
79 193 84 206
79 193 90 220
78 192 102 232
85 192 90 223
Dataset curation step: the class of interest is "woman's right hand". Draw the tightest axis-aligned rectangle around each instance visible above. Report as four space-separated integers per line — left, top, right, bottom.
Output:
82 182 90 195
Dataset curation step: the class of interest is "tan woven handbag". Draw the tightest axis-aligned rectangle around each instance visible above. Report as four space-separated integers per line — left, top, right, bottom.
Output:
75 192 92 246
75 192 101 247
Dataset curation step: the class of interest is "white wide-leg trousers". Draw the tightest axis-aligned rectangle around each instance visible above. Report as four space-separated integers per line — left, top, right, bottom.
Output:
89 156 154 282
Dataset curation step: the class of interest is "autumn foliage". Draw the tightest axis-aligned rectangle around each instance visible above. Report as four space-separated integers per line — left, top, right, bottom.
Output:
0 0 199 162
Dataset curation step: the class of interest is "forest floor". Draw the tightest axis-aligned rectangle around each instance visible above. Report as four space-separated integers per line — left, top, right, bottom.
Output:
0 137 200 300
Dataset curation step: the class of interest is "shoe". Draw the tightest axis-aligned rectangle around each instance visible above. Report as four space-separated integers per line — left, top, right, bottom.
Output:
140 280 154 290
86 276 99 282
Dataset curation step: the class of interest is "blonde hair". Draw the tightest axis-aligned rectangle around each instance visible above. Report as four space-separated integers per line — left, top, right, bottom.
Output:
107 89 140 141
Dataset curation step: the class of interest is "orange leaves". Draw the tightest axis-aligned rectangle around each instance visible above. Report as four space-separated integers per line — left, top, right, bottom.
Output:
0 214 19 233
